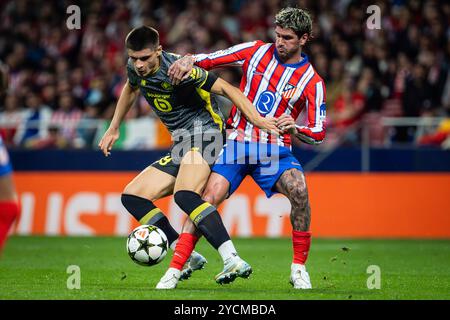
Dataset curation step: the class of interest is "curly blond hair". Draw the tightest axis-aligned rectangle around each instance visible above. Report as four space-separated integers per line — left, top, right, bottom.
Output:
275 7 313 38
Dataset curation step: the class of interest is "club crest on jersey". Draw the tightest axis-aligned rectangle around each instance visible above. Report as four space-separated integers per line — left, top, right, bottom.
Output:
256 91 276 115
283 83 295 91
282 83 297 99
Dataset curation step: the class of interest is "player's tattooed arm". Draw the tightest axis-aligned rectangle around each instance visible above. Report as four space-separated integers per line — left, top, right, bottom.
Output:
276 169 311 231
276 114 297 134
98 80 139 157
168 55 195 85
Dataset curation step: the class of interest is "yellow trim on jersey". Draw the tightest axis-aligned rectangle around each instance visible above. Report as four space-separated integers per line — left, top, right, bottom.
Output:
139 208 162 224
189 202 212 222
195 87 223 132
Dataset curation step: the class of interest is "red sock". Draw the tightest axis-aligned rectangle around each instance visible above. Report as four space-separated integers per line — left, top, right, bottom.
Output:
169 233 199 270
0 201 20 251
292 230 311 265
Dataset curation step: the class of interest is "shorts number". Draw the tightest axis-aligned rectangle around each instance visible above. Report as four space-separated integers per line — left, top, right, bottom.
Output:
153 98 172 112
158 156 172 166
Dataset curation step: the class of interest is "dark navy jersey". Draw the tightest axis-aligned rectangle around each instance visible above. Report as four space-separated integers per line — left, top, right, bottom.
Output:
127 51 224 136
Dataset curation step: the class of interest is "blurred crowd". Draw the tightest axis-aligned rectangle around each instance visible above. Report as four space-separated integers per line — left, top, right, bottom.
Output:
0 0 449 149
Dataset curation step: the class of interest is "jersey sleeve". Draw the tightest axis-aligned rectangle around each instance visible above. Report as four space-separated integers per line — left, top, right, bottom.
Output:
193 40 265 70
126 60 139 89
177 66 218 91
295 79 327 145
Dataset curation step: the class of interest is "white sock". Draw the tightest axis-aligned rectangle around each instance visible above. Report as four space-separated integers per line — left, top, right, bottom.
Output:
167 267 181 278
291 263 306 273
218 240 238 262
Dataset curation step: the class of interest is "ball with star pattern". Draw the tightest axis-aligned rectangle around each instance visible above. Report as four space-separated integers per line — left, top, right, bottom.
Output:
127 225 168 266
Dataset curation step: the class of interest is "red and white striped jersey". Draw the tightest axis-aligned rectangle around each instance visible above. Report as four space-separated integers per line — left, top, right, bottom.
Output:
194 40 326 148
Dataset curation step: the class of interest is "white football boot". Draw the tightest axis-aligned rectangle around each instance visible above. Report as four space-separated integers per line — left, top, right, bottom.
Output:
290 263 312 289
156 267 181 289
215 256 252 285
180 251 208 281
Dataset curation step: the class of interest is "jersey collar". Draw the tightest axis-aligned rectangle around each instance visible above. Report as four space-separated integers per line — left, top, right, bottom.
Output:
274 48 309 68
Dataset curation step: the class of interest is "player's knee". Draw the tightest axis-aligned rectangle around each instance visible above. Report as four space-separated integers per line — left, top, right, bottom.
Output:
174 190 204 214
201 181 227 207
121 193 145 213
123 181 138 197
202 188 219 206
288 180 308 208
123 182 157 201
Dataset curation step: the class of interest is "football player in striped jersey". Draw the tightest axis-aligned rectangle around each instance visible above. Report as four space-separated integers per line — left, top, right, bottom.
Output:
166 7 327 289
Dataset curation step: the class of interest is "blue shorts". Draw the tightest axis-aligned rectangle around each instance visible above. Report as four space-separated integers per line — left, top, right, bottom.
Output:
0 137 12 177
212 140 303 198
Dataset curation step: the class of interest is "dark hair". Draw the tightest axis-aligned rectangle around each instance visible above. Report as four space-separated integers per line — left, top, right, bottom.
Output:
275 7 313 39
125 26 159 51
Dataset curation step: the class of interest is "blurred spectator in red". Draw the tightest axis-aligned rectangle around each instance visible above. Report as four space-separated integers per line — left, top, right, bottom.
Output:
24 124 68 149
330 74 366 130
0 0 449 149
418 118 450 147
0 94 24 146
50 93 82 144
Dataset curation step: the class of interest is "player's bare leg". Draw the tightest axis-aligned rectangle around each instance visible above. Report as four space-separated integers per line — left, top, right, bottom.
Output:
157 152 251 289
122 165 178 244
201 172 230 207
275 168 312 289
0 174 20 253
121 165 207 279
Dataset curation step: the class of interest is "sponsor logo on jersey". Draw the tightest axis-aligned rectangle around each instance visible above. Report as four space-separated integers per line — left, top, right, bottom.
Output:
256 91 276 115
161 82 173 91
320 103 326 118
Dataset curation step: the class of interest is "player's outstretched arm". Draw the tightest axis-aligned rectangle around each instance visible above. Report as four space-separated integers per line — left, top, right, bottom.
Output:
210 78 280 134
168 42 259 85
98 80 139 157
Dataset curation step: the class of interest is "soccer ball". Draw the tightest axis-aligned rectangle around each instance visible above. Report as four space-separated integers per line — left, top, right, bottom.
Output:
127 225 168 266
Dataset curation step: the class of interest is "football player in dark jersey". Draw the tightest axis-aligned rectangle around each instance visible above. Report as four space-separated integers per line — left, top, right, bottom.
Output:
99 26 279 288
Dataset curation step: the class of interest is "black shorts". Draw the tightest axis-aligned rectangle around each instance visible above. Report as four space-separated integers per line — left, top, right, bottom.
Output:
151 131 225 178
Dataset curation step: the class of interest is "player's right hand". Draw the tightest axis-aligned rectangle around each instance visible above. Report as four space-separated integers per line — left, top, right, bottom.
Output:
98 127 119 157
257 117 281 136
168 55 195 85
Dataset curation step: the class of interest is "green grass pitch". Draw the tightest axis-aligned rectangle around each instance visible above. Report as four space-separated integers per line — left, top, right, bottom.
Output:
0 236 449 300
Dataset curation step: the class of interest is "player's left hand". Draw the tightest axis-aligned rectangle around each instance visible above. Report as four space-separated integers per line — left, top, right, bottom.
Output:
276 114 297 134
98 127 119 157
256 116 281 135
